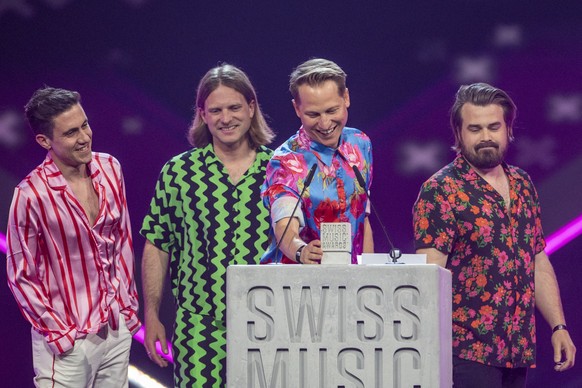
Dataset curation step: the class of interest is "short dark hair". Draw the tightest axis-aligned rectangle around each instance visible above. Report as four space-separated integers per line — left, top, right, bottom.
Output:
450 82 516 152
24 86 81 138
289 58 347 103
188 63 274 148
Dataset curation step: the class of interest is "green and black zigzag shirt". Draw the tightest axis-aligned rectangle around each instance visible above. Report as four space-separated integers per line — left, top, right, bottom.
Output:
141 144 273 322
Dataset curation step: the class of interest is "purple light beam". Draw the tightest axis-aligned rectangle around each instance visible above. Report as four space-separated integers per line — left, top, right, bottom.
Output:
0 232 6 253
545 213 582 255
133 327 174 362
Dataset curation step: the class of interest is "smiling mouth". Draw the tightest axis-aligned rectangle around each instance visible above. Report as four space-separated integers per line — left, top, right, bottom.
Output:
316 126 336 136
220 125 238 131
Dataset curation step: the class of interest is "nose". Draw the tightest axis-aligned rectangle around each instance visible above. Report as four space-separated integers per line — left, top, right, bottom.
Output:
318 114 331 129
80 127 92 143
481 129 493 141
220 109 232 123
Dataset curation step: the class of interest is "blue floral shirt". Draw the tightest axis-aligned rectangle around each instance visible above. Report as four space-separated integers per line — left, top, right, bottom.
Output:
261 126 373 264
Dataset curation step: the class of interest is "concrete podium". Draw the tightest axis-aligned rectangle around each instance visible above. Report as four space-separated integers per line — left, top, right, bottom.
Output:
226 264 452 388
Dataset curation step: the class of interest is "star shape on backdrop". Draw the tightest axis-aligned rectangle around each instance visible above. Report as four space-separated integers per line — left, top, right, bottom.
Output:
0 109 25 148
514 136 557 170
547 94 582 123
0 0 79 18
399 141 445 176
454 55 496 84
42 0 75 10
122 116 144 135
106 48 133 68
417 38 447 63
0 0 34 18
121 0 149 7
493 24 523 48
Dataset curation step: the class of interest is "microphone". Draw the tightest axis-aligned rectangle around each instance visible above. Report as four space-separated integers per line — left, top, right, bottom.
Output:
352 165 402 263
274 163 317 263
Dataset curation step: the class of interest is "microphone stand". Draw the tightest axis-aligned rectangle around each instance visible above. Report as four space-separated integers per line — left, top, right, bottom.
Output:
352 165 402 263
274 163 317 263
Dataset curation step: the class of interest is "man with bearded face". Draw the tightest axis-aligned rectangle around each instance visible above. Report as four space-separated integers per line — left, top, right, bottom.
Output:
412 83 576 387
261 58 374 264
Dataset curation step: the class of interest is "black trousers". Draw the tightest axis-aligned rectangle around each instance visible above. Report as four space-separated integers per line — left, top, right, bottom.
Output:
453 356 528 388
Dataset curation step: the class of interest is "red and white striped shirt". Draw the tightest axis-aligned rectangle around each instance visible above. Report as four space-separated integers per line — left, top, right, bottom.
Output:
6 152 140 355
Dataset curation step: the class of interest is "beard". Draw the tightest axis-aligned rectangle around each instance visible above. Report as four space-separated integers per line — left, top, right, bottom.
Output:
461 140 507 170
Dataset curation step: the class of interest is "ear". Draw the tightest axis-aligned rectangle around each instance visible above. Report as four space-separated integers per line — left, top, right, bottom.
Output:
249 100 256 118
343 88 350 108
200 107 208 124
36 134 52 150
292 99 301 118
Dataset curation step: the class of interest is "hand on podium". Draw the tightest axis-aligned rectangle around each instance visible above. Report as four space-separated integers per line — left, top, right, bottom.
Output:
297 239 323 264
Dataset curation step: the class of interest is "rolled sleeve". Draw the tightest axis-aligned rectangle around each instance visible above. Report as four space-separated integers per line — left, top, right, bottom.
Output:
271 197 306 227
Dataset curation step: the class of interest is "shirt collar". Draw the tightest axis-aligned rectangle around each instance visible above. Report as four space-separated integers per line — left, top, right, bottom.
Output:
454 154 525 183
42 152 101 190
200 143 221 165
200 143 272 183
297 126 347 166
201 143 271 165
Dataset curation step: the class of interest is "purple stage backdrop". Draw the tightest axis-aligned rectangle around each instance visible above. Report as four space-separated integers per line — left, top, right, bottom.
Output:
1 2 581 387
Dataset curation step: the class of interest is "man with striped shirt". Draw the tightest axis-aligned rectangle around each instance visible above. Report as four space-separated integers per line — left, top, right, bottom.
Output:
140 64 275 387
6 87 140 387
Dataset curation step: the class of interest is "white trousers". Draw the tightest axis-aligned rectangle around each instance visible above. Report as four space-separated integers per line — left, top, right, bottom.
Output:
31 319 132 388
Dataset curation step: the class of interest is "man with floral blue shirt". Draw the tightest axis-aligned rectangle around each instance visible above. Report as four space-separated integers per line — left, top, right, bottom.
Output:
261 58 374 264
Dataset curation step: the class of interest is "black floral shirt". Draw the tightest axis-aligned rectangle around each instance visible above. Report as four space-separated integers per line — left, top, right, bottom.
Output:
413 155 545 367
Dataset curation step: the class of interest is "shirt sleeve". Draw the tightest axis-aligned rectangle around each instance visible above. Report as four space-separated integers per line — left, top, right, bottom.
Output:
261 151 322 238
6 188 77 354
365 137 373 215
412 178 457 254
113 165 141 333
140 161 177 252
262 154 301 206
528 177 547 254
261 151 312 212
271 197 306 227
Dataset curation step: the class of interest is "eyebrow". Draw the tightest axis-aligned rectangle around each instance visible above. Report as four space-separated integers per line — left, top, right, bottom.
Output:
305 104 341 114
208 103 243 110
63 119 88 134
467 121 502 130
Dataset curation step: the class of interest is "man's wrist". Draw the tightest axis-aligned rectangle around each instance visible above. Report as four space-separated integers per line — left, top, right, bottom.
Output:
295 244 306 263
552 324 568 333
